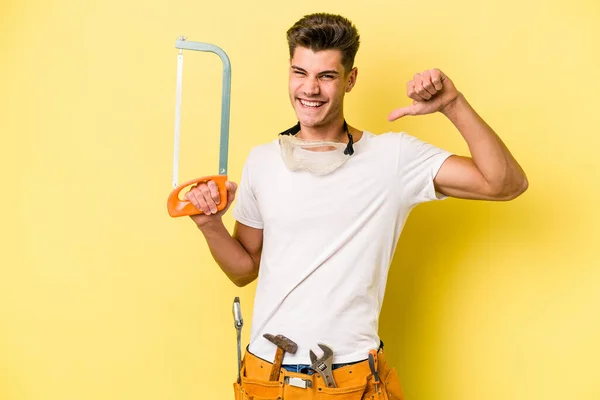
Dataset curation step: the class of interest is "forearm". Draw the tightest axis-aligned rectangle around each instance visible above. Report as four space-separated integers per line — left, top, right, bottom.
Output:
197 219 259 287
442 94 528 198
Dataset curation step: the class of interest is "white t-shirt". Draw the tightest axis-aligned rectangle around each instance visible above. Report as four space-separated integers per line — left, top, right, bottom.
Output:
232 131 453 364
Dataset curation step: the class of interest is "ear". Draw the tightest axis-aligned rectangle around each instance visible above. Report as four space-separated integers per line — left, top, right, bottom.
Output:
345 67 358 92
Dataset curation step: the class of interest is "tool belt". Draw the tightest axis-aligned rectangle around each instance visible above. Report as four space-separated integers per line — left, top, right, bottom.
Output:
233 347 405 400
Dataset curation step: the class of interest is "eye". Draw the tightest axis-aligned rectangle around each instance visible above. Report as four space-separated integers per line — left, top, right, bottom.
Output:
320 74 335 80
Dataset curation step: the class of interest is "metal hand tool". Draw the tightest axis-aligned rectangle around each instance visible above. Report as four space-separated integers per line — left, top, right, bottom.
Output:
232 297 243 384
167 36 232 217
368 349 380 394
263 333 298 381
309 343 337 388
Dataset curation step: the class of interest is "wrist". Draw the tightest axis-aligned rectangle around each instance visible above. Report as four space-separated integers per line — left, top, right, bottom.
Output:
440 92 467 118
196 216 225 232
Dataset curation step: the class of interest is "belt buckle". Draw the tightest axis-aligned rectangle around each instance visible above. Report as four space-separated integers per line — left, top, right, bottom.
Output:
285 376 312 389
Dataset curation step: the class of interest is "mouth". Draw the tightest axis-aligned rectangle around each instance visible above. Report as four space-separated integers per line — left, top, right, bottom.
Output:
298 98 326 108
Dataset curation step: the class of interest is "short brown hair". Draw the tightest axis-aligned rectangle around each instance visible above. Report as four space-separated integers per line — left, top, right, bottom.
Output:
286 13 360 74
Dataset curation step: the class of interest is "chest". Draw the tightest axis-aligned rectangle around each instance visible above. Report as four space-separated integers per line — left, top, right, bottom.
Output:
254 163 402 234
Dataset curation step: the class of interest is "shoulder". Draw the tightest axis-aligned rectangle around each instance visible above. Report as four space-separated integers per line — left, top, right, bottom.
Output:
240 139 284 184
361 130 411 142
358 130 413 151
359 131 448 165
376 131 416 143
244 139 280 165
372 131 441 153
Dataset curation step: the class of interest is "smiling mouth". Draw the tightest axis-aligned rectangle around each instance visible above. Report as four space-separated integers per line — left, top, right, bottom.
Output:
299 99 325 108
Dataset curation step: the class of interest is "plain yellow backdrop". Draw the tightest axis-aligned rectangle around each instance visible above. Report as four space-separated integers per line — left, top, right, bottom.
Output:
1 0 599 399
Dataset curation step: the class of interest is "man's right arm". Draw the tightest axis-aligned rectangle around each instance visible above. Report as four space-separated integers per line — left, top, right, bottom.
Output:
198 219 263 287
185 180 263 287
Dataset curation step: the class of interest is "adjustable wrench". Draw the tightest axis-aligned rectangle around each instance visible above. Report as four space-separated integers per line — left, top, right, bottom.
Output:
309 343 337 388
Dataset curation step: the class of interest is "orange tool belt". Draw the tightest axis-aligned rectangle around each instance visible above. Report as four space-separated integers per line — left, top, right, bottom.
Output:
234 347 405 400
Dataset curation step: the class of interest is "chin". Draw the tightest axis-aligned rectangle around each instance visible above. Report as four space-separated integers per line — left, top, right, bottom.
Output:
295 111 326 127
296 117 322 128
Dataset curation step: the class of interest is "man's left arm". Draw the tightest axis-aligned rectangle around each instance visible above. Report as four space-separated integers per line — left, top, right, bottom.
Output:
388 68 529 201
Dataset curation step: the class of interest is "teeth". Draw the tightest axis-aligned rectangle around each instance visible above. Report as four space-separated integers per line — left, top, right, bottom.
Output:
300 99 323 107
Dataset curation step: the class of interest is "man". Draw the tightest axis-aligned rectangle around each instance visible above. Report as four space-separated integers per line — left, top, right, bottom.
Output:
185 13 527 399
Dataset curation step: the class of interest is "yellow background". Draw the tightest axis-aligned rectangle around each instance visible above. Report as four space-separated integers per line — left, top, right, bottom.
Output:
1 0 599 399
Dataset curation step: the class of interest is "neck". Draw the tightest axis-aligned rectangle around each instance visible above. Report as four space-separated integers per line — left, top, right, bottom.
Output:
297 118 348 142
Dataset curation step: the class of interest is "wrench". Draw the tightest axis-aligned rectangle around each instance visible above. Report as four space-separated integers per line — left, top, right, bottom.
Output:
368 349 380 394
309 343 337 388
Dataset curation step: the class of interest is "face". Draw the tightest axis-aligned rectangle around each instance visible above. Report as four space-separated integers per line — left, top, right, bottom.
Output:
288 47 357 130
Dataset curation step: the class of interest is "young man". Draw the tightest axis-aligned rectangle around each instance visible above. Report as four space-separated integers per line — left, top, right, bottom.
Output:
185 13 527 399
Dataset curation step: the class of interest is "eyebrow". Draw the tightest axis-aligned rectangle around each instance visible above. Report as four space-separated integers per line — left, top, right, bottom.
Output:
291 65 340 76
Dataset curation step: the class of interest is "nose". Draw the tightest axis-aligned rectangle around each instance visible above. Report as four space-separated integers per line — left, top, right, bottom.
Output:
302 76 320 96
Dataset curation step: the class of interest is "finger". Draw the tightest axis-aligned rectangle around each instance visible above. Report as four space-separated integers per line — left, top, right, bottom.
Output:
184 191 197 210
226 181 238 203
406 80 425 102
194 190 210 214
207 180 220 205
199 184 218 214
420 70 438 96
226 181 238 195
415 82 432 100
412 74 432 100
185 188 208 214
431 68 444 91
387 106 413 121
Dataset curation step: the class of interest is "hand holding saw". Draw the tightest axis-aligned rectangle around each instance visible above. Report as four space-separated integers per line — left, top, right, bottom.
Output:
167 36 231 217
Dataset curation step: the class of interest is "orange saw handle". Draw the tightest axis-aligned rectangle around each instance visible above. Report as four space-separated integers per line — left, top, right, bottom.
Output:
167 175 228 217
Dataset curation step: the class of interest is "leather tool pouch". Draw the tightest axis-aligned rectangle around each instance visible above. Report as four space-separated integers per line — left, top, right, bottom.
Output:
233 348 405 400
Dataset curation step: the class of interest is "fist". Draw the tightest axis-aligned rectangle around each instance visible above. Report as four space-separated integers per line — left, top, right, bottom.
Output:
388 68 460 121
184 180 238 226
